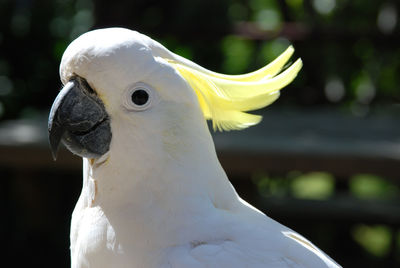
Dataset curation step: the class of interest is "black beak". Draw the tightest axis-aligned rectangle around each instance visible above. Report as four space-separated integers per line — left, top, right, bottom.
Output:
48 76 111 160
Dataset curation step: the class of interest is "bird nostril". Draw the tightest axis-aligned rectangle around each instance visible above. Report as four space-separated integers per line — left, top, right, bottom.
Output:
80 77 96 95
71 75 97 95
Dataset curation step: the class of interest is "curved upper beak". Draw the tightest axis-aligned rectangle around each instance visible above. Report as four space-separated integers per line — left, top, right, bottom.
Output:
48 76 111 160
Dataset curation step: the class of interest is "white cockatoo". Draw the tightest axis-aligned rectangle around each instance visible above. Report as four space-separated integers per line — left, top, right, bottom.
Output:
48 28 340 268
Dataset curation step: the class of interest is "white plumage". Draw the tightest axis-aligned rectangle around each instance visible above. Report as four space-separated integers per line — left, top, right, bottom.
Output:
56 28 340 267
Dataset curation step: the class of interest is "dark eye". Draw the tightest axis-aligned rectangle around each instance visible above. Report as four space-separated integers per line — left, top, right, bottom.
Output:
131 89 149 106
123 83 155 111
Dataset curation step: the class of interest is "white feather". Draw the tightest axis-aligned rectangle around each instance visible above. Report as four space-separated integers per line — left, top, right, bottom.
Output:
60 28 341 268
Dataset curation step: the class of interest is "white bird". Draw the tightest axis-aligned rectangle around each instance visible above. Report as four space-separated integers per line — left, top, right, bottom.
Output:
48 27 341 268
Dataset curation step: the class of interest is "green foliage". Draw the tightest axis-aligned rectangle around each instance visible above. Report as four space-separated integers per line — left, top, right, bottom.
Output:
1 1 398 266
250 0 282 32
290 172 335 200
255 171 399 201
0 0 399 120
352 224 393 257
253 171 400 264
349 174 399 199
221 35 255 74
0 0 95 120
253 171 335 200
259 38 291 63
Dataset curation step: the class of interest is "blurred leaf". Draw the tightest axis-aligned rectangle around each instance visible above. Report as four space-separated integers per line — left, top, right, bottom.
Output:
349 174 399 199
286 0 303 9
70 9 94 39
53 40 69 60
285 0 304 19
312 0 336 15
377 3 397 34
248 0 282 31
290 172 335 200
249 0 278 11
352 224 392 257
354 73 375 104
221 35 255 74
0 0 399 120
252 172 288 197
259 38 291 63
228 2 248 21
324 76 345 102
50 17 72 38
255 9 282 31
173 46 193 61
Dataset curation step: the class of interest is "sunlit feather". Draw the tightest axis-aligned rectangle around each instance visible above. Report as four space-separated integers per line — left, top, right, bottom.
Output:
167 47 302 131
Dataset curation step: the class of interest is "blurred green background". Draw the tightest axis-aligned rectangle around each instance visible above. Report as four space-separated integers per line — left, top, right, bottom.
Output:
1 0 399 267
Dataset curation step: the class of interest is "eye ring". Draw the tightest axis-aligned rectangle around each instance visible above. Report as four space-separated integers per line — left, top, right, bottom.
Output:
123 82 155 111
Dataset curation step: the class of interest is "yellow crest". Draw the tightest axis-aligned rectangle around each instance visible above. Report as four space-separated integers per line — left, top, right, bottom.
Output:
167 46 302 131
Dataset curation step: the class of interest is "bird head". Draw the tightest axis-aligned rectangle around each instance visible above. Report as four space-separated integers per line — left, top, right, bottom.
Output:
48 28 302 168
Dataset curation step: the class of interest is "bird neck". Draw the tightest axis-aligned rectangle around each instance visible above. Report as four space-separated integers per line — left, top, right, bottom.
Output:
81 126 239 223
76 130 241 254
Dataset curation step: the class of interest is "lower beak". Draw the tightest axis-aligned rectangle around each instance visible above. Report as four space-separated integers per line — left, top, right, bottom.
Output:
48 77 112 160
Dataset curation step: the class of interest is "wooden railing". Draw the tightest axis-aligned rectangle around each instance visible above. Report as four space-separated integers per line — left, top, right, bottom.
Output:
1 108 399 266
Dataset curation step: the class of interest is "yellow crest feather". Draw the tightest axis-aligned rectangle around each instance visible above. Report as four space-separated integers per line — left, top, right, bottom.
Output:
168 46 302 131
